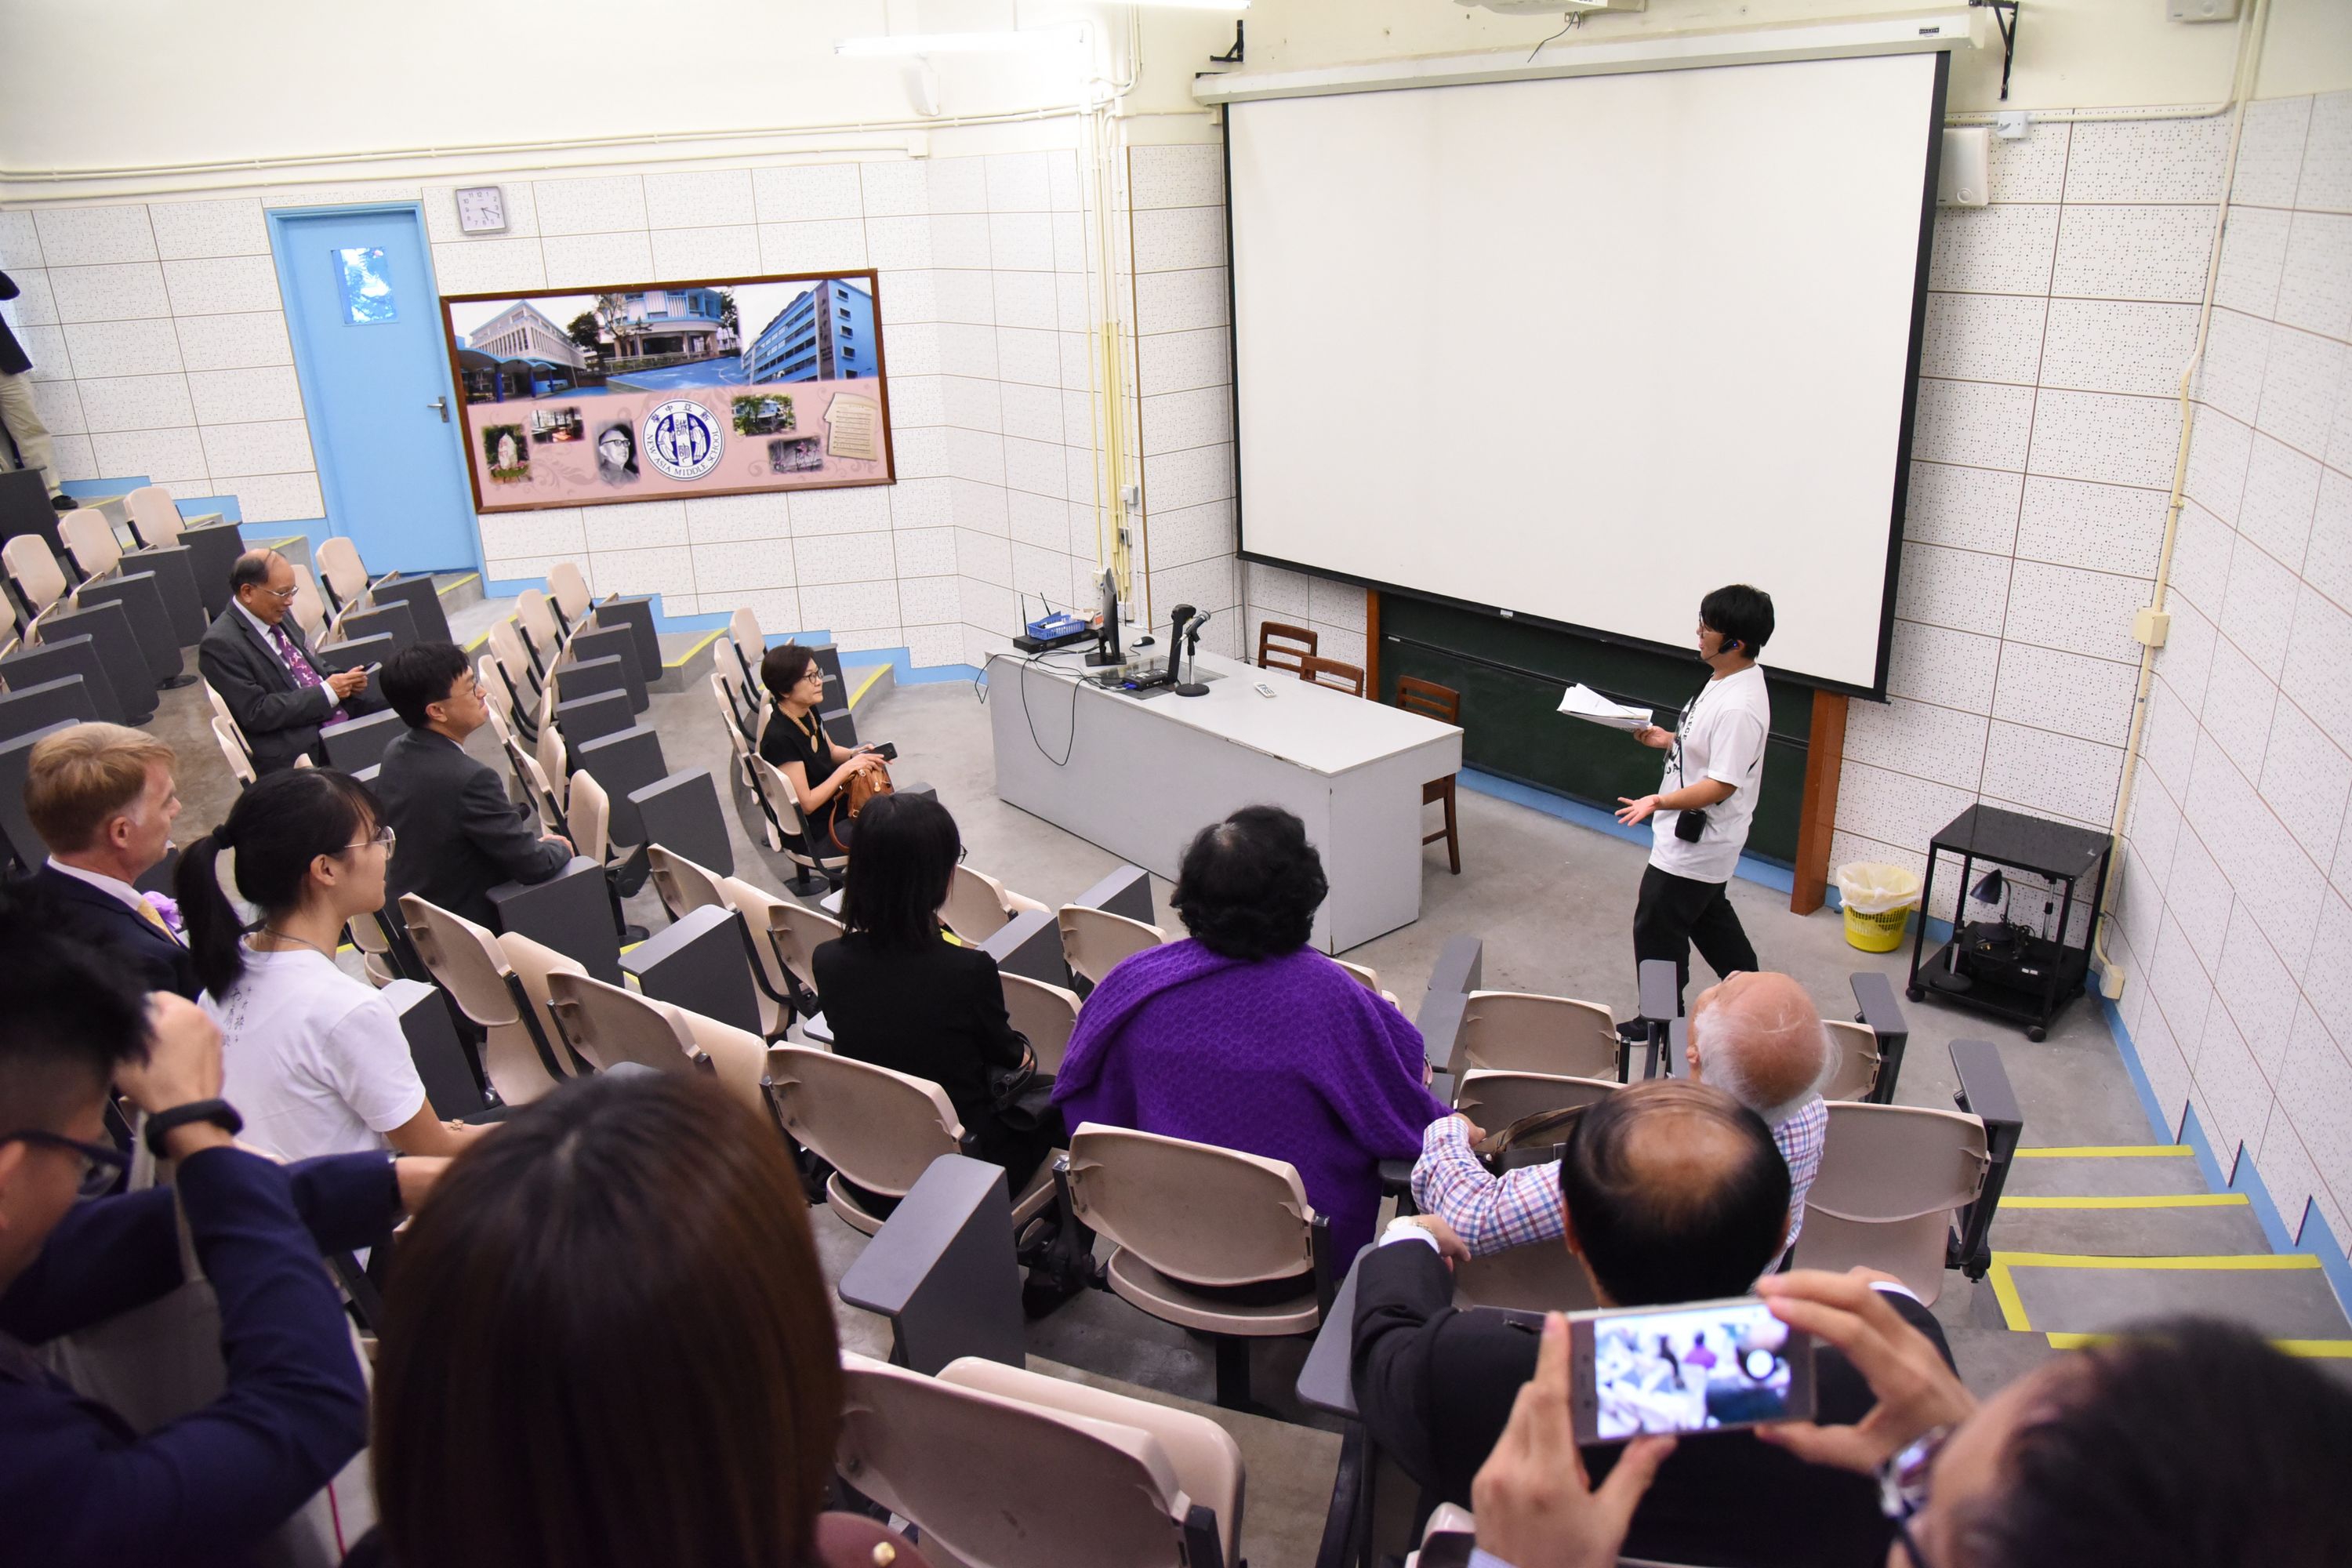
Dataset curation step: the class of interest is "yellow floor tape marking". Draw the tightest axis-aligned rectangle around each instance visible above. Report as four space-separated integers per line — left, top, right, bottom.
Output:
2043 1332 2352 1358
436 574 481 597
1988 1260 2029 1331
2000 1194 2250 1210
848 665 887 706
2012 1145 2193 1159
1993 1250 2320 1271
663 630 722 670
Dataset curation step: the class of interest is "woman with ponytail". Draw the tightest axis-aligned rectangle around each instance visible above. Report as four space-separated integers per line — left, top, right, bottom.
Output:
176 768 486 1163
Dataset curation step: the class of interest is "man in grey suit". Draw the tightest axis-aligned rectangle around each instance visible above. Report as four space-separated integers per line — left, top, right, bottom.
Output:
374 640 572 927
197 549 380 772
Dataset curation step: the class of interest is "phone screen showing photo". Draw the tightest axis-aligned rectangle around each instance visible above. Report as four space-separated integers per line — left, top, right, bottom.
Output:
1573 1297 1813 1442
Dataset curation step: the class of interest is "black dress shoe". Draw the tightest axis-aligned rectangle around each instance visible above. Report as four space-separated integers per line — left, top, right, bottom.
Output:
50 494 79 511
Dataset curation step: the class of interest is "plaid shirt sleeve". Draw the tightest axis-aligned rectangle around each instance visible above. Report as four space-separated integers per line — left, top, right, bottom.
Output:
1409 1116 1569 1257
1773 1096 1829 1253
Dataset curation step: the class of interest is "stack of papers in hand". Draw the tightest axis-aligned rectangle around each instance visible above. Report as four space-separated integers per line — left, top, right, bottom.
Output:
1557 683 1657 731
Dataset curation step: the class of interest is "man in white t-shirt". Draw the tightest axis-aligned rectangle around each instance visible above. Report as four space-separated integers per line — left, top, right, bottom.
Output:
1614 584 1777 1007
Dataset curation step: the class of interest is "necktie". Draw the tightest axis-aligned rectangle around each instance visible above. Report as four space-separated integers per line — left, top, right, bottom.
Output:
271 620 347 724
136 898 183 946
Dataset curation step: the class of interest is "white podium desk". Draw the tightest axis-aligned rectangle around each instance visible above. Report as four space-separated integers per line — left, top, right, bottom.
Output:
988 650 1462 953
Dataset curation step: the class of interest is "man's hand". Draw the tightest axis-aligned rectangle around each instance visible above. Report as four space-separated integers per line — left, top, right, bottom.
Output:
1754 1270 1976 1475
1454 1113 1488 1143
1615 794 1662 826
1472 1312 1674 1568
326 667 368 700
542 833 574 853
1632 724 1675 750
115 994 224 1114
1399 1213 1471 1267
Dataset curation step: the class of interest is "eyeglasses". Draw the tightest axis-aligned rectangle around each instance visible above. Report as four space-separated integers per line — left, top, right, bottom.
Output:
957 844 970 864
343 825 397 860
254 585 299 602
1881 1425 1952 1568
3 1129 129 1200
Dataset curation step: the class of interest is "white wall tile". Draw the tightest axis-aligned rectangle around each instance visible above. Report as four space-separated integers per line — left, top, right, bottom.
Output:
1143 441 1233 513
801 579 902 633
2284 586 2352 750
991 270 1058 332
0 267 55 328
644 168 757 230
759 220 869 274
2201 637 2279 779
1004 435 1067 499
161 255 282 317
2038 299 2201 396
2002 558 2147 663
429 238 545 296
2300 91 2352 212
932 270 993 325
926 158 989 216
794 532 896 585
2049 205 2217 302
1130 144 1224 210
650 226 760 279
2256 325 2345 458
985 152 1053 214
1134 267 1228 335
688 539 795 591
586 543 694 601
33 206 157 267
2027 389 2180 488
87 426 207 485
199 417 312 476
582 499 688 552
1886 619 2002 713
229 470 325 524
1835 759 1980 855
478 507 586 560
2183 409 2252 524
2061 115 2230 204
532 175 646 236
2198 307 2270 423
2216 205 2291 316
895 528 958 579
1894 541 2011 636
2303 470 2352 613
682 492 792 545
790 484 893 535
1843 695 1989 782
49 262 170 322
1928 204 2058 295
16 325 72 380
2260 693 2352 870
75 372 194 433
1919 291 2045 384
2016 475 2166 577
887 477 953 530
1145 498 1235 571
540 231 654 290
1139 386 1229 456
1911 379 2034 470
28 378 85 437
62 318 182 377
1131 207 1225 273
898 575 960 626
1980 720 2122 826
2276 211 2352 339
1993 642 2139 746
989 212 1055 272
859 161 928 219
2234 96 2312 209
2238 434 2321 574
0 209 43 269
2192 1010 2270 1170
999 380 1063 443
1903 459 2020 554
148 198 269 260
1149 554 1237 617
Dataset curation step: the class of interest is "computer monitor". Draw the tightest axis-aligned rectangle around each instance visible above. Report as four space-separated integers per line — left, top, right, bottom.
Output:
1087 565 1124 667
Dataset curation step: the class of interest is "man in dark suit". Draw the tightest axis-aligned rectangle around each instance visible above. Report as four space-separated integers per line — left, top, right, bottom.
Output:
373 641 571 927
1353 1081 1957 1568
19 722 198 998
0 890 444 1564
0 268 74 511
198 549 380 773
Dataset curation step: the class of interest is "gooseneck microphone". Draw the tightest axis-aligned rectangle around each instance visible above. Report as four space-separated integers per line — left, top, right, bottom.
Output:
1174 607 1213 697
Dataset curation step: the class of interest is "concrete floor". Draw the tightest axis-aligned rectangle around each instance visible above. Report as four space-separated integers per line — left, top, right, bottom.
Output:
146 627 2348 1568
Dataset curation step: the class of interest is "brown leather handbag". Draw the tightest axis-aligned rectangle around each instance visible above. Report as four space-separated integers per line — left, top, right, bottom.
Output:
831 759 895 849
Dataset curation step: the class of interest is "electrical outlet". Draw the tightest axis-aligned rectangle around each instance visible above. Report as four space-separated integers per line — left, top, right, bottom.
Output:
1994 111 2028 140
2165 0 2238 20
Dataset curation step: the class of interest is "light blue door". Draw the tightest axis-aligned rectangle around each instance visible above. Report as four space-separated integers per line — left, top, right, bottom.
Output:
271 207 480 573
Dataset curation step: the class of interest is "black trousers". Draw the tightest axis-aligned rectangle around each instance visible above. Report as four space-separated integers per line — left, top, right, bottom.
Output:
1633 863 1759 1005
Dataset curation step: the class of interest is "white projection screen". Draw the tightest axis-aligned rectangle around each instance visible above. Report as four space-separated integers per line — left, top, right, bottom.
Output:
1225 49 1947 694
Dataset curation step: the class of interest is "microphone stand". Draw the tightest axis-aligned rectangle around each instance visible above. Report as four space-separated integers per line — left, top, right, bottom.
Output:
1174 612 1211 697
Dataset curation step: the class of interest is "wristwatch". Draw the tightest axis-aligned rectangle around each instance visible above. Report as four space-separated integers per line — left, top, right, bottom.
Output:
143 1098 244 1157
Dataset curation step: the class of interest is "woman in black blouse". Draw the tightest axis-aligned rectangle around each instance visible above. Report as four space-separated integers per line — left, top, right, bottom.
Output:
811 793 1062 1188
757 643 885 851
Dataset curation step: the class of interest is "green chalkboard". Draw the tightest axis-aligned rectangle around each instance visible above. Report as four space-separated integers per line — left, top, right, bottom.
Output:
1378 596 1814 866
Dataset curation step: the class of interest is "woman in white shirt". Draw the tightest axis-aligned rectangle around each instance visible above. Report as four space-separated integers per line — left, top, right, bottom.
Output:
176 767 485 1163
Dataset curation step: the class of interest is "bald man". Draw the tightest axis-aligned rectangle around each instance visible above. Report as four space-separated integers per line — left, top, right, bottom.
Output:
1410 971 1831 1261
198 550 380 773
1356 1080 1953 1566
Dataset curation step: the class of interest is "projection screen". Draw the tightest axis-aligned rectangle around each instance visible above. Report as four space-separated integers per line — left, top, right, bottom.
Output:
1225 49 1947 694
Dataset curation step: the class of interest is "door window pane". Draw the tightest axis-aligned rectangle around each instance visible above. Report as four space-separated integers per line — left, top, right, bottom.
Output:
337 247 397 325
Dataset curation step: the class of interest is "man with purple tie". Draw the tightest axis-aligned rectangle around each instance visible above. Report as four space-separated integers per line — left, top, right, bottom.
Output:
198 550 383 774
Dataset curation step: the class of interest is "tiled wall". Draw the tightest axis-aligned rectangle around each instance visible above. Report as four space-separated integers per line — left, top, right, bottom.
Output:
1829 115 2240 927
0 200 323 524
2107 91 2352 1251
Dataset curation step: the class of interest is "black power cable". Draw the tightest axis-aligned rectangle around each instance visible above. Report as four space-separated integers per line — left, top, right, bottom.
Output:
1970 0 2021 102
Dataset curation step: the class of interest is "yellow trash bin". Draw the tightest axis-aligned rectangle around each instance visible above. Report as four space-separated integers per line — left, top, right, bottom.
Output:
1835 862 1920 953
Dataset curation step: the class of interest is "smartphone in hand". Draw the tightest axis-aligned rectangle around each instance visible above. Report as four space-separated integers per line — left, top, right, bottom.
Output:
1568 1296 1816 1442
869 742 899 762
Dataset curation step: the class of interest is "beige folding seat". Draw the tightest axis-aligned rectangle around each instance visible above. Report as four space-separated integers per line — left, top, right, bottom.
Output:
212 717 256 787
645 844 730 922
750 754 848 884
941 862 1049 945
1795 1102 1989 1305
533 718 569 815
314 535 391 618
761 898 844 1000
1459 989 1620 1078
568 768 611 865
122 485 186 546
546 560 606 635
1334 956 1402 1010
765 1045 1056 1234
345 909 402 989
1062 1123 1327 1407
501 932 595 1078
485 617 543 710
397 895 583 1105
1451 1242 1599 1316
287 564 330 644
515 586 567 671
1452 1069 1617 1130
59 509 127 581
838 1352 1245 1568
710 640 760 743
725 604 765 698
2 535 69 628
1001 971 1081 1074
1057 905 1167 989
542 972 770 1113
718 875 803 1035
1820 1018 1882 1102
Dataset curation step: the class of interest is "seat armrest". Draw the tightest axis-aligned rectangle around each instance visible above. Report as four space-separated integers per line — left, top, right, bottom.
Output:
1851 971 1911 1103
1948 1037 2024 1279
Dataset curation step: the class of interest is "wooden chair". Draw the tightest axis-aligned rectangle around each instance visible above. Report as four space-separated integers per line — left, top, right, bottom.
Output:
1254 619 1318 677
1396 675 1462 875
1298 655 1365 697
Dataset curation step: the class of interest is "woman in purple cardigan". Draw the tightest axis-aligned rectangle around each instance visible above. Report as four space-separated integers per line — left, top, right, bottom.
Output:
1052 805 1448 1262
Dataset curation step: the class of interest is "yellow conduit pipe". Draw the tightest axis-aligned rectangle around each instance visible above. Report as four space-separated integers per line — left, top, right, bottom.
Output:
2092 0 2272 999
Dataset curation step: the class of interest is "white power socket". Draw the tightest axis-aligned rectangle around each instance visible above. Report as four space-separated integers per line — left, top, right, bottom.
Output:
2166 0 2239 21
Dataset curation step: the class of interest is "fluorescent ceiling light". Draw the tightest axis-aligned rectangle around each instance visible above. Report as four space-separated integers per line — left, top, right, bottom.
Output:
1140 1 1250 9
836 25 1088 56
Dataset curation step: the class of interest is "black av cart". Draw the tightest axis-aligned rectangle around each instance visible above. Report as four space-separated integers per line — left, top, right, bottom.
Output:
1907 804 2112 1043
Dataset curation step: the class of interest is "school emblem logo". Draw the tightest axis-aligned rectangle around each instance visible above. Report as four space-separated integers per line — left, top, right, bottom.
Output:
642 399 724 481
